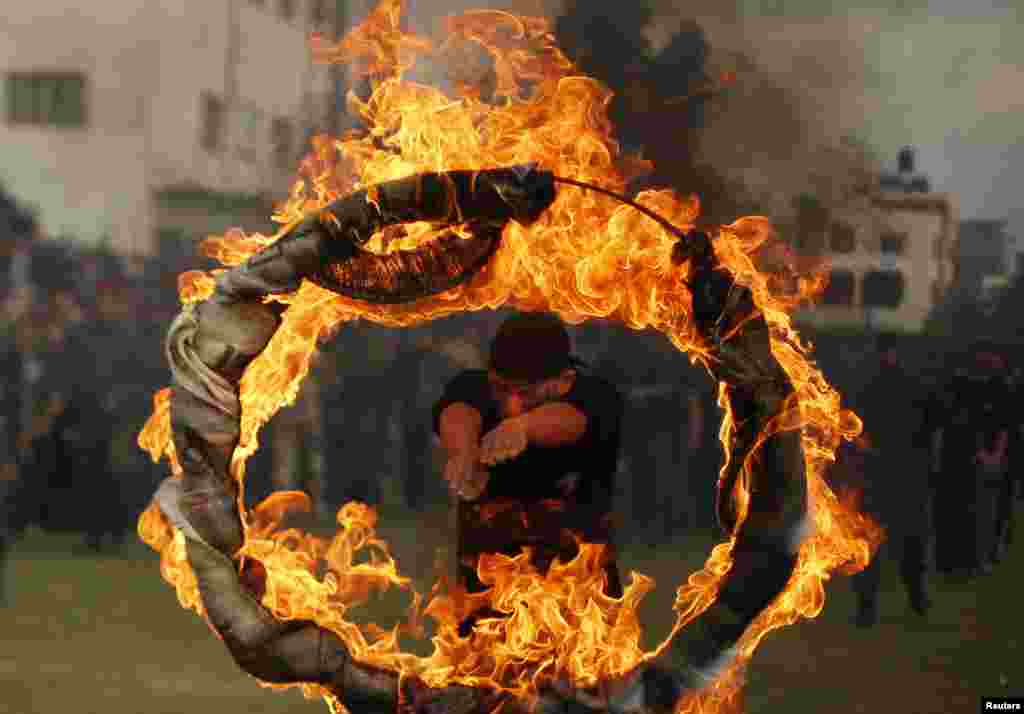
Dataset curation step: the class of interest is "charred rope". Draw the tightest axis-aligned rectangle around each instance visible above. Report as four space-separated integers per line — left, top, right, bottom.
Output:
165 165 556 557
155 159 807 714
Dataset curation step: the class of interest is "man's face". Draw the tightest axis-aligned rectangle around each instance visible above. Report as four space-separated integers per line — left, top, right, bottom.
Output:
487 369 574 418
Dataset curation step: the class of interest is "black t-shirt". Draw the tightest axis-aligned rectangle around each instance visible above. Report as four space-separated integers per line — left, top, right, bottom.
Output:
857 364 932 454
942 367 1015 455
433 369 624 550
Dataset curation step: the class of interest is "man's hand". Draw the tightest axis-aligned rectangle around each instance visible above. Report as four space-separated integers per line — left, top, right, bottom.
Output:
444 447 490 501
479 414 531 466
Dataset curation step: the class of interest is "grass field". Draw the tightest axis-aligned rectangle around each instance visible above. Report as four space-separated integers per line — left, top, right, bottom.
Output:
1 501 1020 714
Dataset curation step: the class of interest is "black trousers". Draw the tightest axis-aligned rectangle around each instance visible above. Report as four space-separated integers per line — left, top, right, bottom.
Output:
852 529 929 612
852 452 931 613
993 467 1016 558
72 438 122 546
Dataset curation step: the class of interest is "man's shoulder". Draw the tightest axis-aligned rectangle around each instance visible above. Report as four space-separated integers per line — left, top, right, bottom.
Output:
575 371 621 393
437 368 490 402
448 368 488 384
570 372 625 410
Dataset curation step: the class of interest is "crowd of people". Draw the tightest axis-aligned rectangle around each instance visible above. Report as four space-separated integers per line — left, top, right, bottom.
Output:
1 227 1021 624
0 233 173 586
828 339 1023 627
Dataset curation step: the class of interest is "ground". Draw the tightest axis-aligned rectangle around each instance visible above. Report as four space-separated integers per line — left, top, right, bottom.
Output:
0 501 1019 714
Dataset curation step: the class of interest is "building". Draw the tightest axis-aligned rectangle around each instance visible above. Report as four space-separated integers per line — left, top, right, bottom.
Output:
796 147 958 333
956 218 1011 297
0 0 348 259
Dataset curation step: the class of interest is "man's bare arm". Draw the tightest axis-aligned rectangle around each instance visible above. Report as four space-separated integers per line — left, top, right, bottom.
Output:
523 402 586 448
439 402 491 498
438 402 484 455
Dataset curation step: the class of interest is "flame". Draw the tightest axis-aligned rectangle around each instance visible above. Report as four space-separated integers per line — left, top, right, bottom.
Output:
138 2 882 712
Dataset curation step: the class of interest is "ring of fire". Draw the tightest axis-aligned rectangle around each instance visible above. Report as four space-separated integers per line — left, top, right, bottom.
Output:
134 3 882 713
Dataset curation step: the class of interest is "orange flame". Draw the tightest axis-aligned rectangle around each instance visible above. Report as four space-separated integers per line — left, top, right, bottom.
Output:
138 2 881 712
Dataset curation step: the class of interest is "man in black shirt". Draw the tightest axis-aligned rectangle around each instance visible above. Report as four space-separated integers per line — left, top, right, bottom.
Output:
432 311 625 631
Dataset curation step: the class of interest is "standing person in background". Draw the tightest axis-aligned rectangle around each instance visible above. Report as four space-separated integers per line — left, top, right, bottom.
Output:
103 278 166 537
592 331 708 544
0 298 67 600
55 279 130 553
268 369 327 521
396 317 488 512
0 300 25 605
601 357 706 544
934 349 1013 578
320 323 403 509
992 360 1022 564
433 311 625 636
666 364 711 537
849 340 933 626
933 362 970 577
968 349 1013 574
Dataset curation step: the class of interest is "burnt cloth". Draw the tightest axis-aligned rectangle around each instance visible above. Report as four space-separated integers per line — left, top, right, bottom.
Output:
432 369 624 597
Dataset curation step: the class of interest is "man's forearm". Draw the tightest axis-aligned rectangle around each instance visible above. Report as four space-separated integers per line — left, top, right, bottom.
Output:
523 402 587 447
438 402 484 454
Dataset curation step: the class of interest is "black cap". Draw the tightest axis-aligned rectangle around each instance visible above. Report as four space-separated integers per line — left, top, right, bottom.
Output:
489 311 572 383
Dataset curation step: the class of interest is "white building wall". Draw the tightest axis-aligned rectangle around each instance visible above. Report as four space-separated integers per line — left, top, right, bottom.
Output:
799 190 958 333
1 0 338 256
0 0 161 253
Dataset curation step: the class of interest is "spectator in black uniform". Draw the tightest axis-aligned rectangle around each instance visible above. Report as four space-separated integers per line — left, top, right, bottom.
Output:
0 309 24 604
934 350 1013 577
432 312 624 634
993 361 1022 564
0 298 68 600
594 336 708 543
849 341 933 626
395 317 488 511
54 279 132 552
968 350 1013 574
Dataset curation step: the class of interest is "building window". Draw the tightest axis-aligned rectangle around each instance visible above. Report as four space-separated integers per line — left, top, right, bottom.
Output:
271 117 294 171
829 221 856 254
6 72 87 127
279 0 295 21
880 231 907 255
200 92 224 152
862 270 905 308
823 269 855 306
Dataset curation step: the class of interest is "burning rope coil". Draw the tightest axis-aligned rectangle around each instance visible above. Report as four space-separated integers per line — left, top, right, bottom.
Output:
154 168 807 714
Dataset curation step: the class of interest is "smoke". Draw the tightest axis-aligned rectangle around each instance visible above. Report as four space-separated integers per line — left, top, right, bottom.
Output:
340 0 565 106
340 0 885 235
644 3 885 231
